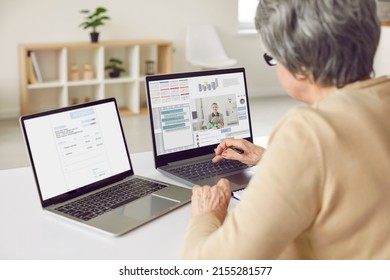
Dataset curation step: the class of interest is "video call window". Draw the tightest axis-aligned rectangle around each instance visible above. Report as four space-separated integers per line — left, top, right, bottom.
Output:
148 71 251 155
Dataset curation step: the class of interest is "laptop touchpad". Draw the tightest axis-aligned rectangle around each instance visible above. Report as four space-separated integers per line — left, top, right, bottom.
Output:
224 169 255 190
119 195 178 221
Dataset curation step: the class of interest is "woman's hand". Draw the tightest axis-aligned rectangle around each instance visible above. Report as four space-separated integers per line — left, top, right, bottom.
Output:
212 139 265 166
191 178 231 224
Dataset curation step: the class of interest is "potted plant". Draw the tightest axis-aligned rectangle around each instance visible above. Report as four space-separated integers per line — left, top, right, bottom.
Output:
79 7 110 43
105 58 126 78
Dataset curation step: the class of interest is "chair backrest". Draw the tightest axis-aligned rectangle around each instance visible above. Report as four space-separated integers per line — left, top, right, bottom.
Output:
186 24 234 67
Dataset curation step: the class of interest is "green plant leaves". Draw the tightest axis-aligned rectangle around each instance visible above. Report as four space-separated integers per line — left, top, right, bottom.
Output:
79 7 110 33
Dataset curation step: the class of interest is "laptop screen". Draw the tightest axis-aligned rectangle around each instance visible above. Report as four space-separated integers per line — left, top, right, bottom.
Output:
21 98 132 202
145 68 252 163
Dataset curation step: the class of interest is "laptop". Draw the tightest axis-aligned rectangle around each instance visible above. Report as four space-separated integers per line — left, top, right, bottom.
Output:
20 98 192 236
145 67 255 192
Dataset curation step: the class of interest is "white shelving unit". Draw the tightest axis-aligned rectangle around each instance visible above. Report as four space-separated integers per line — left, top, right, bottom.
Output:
19 40 172 115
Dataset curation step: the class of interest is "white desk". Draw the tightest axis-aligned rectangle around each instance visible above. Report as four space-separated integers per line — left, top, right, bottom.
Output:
0 137 268 259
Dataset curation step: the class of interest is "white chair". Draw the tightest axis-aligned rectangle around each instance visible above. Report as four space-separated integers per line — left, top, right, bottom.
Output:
185 24 237 69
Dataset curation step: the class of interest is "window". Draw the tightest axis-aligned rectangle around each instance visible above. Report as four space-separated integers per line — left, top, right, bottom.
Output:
238 0 258 34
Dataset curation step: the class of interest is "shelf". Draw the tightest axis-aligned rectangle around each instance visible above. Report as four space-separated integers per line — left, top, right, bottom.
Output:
104 77 137 84
19 40 172 115
67 79 101 87
27 81 64 89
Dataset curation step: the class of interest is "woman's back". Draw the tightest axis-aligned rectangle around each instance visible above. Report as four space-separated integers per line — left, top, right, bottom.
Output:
271 77 390 259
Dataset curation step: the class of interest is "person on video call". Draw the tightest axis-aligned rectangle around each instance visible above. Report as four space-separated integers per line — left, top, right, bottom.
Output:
182 0 390 259
207 102 224 128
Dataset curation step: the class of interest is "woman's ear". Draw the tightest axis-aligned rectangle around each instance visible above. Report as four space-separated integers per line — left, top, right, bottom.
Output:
295 73 307 81
294 66 314 82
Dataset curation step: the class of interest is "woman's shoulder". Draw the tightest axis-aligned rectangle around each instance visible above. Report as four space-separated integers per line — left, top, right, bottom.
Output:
276 106 321 127
268 105 335 144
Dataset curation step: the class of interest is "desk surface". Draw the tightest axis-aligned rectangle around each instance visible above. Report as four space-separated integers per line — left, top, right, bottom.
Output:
0 137 268 259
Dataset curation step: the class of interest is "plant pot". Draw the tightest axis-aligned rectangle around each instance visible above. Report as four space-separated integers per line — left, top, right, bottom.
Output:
90 32 99 43
109 70 121 78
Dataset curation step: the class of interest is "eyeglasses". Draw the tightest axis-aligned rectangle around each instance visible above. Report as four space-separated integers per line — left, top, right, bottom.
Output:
263 53 277 66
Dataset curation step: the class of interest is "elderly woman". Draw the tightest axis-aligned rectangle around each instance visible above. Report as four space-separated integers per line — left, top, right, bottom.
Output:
182 0 390 259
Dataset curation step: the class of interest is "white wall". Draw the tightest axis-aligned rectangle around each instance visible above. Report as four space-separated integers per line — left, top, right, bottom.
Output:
0 0 283 119
374 26 390 77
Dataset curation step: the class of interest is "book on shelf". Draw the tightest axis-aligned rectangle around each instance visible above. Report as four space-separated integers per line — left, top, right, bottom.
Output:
29 51 43 83
26 54 37 84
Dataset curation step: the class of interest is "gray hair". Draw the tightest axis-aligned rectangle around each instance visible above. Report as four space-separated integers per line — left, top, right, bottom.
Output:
255 0 381 88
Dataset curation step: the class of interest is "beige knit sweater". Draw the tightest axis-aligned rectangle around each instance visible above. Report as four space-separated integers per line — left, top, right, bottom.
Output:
182 77 390 259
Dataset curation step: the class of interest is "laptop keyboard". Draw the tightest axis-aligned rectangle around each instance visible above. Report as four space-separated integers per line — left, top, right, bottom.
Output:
168 159 247 182
55 178 168 221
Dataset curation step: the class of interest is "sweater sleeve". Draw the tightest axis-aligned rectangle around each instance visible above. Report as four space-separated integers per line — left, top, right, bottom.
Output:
181 108 325 259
